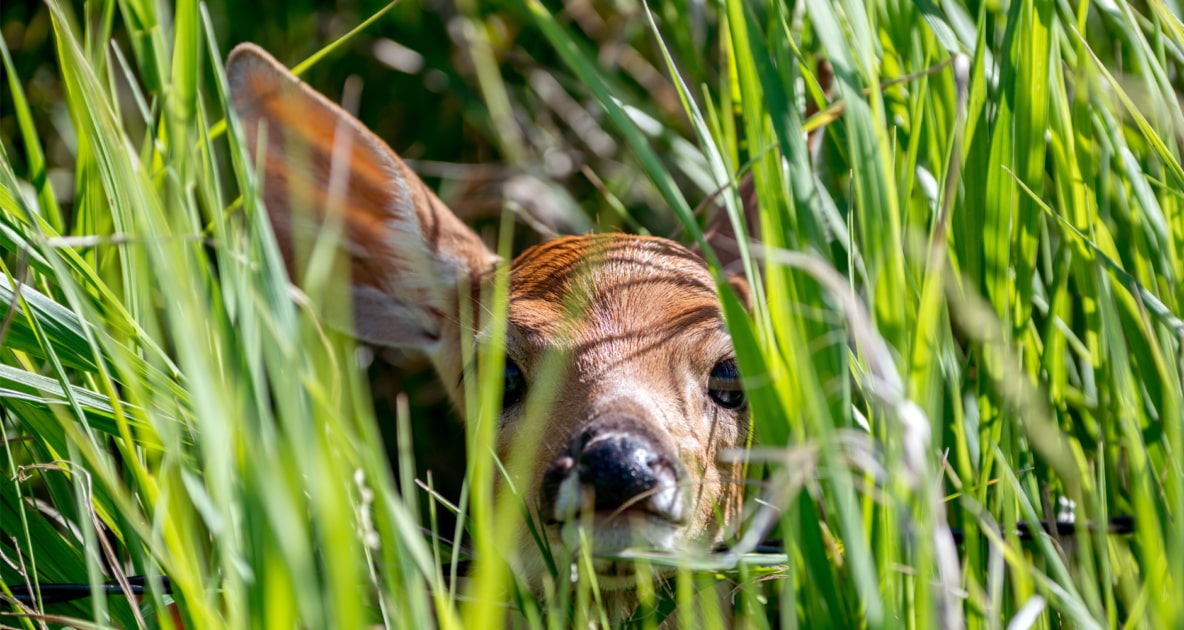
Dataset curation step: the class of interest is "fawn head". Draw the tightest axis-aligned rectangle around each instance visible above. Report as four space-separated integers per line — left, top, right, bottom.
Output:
227 44 750 591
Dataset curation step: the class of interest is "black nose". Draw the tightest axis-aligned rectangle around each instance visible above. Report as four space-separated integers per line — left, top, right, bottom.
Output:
578 434 661 511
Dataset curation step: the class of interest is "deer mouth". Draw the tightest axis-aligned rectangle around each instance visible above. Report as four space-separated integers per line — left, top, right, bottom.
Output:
553 506 684 551
541 496 687 592
548 512 684 589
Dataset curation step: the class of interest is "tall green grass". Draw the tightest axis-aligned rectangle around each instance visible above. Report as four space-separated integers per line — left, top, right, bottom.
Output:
2 0 1183 627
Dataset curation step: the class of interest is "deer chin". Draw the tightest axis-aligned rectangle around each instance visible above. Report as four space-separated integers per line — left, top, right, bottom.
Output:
549 509 685 589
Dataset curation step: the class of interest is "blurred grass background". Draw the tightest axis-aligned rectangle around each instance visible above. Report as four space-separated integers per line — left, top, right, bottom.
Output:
2 0 1184 627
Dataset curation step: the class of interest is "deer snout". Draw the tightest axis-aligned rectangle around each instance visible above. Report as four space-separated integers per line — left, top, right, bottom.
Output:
540 424 687 526
579 435 663 511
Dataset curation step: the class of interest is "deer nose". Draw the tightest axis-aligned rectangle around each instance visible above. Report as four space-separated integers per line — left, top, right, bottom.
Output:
578 434 660 511
540 426 685 524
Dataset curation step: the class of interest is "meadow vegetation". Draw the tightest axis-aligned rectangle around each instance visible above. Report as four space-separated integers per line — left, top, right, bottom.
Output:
2 0 1184 627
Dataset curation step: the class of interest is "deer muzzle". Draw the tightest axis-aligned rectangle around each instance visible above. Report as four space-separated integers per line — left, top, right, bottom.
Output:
539 416 690 553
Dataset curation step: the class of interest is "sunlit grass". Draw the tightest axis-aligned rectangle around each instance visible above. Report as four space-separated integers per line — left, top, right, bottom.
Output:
2 0 1183 627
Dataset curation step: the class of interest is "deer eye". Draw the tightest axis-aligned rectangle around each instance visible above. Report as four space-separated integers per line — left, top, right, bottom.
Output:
707 358 746 410
503 360 526 408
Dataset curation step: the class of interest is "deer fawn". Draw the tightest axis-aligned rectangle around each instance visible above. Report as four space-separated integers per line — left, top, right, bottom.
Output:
227 44 750 601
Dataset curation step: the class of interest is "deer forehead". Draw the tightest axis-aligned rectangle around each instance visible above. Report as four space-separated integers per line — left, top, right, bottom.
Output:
504 234 730 374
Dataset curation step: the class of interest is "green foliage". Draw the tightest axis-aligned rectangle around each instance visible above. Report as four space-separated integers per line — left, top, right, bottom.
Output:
2 0 1183 627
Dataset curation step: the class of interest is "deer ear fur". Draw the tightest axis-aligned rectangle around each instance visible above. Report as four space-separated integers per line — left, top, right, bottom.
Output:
697 172 761 310
227 43 499 350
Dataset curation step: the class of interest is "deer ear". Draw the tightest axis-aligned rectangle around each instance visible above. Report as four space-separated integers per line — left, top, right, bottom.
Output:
699 172 761 308
701 172 762 272
227 44 498 350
